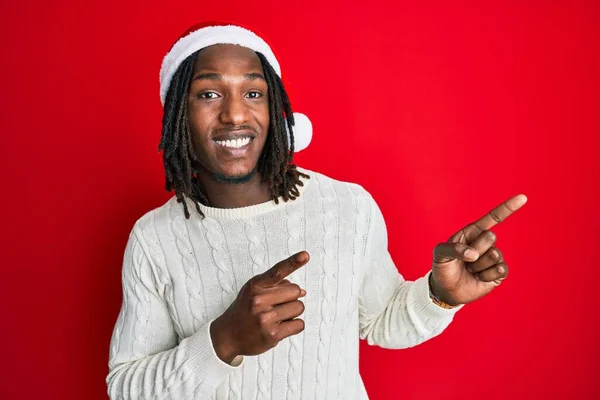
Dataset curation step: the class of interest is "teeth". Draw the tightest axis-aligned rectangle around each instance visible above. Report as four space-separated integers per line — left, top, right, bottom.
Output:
216 137 251 149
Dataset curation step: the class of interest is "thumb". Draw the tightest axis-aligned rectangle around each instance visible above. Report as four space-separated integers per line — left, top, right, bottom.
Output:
433 242 480 264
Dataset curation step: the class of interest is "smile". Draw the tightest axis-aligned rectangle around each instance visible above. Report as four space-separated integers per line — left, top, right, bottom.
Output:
214 137 252 149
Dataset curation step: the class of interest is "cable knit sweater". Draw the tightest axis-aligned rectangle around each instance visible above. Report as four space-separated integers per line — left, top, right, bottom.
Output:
106 167 462 399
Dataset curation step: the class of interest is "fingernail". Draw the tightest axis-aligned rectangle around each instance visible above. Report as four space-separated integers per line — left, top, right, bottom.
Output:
300 289 307 296
296 253 306 262
497 266 506 274
465 249 479 260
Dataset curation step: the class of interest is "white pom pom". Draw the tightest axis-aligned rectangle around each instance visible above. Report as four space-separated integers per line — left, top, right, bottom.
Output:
286 112 312 152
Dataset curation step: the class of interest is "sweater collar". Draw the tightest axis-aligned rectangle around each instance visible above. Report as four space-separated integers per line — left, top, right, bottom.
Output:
192 167 311 220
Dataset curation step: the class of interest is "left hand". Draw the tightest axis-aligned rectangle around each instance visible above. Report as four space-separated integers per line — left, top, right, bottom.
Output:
429 194 528 306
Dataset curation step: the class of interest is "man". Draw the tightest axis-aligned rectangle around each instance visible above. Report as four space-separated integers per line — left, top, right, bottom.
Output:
106 23 527 399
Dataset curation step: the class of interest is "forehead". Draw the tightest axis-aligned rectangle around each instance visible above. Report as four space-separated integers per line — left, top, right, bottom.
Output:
193 44 263 72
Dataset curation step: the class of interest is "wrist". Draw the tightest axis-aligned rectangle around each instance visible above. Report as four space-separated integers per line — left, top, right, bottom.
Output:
210 315 239 364
428 273 461 308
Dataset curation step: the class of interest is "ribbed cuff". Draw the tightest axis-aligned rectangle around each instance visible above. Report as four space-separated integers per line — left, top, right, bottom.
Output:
408 272 464 321
182 319 244 385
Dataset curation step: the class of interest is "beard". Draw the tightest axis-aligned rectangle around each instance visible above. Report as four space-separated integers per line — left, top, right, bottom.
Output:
212 165 257 184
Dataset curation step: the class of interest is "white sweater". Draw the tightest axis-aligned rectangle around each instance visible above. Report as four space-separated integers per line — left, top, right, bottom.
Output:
106 167 462 400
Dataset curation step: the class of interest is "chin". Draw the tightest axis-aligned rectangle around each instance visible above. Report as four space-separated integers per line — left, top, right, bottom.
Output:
212 165 257 184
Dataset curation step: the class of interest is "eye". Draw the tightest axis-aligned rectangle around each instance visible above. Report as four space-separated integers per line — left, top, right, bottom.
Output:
198 92 220 99
245 91 263 99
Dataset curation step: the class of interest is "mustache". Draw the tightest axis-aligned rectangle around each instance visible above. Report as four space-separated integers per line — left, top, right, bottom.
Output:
213 125 258 135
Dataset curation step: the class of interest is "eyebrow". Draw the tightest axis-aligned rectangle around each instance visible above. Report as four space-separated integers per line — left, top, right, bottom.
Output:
192 72 266 82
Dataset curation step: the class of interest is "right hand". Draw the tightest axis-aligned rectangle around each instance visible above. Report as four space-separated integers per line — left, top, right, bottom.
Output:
210 251 310 363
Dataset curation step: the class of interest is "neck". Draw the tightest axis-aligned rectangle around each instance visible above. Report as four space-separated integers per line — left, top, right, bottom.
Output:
195 168 272 209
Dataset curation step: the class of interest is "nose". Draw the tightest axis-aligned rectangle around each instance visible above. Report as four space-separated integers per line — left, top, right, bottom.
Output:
219 94 250 126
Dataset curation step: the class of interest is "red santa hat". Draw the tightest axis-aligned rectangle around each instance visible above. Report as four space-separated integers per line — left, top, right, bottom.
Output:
159 22 312 152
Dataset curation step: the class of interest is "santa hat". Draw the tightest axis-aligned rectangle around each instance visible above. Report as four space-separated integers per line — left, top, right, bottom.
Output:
159 22 312 152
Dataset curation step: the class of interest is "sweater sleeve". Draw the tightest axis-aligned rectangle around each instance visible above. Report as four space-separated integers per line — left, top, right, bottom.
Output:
106 228 242 399
357 195 464 349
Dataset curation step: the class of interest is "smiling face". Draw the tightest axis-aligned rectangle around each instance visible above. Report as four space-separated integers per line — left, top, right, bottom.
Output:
187 44 270 183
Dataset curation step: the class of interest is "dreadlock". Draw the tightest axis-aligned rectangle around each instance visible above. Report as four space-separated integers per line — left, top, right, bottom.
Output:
158 49 309 219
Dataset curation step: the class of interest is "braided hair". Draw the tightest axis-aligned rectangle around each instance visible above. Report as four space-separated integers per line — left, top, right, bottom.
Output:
158 49 309 219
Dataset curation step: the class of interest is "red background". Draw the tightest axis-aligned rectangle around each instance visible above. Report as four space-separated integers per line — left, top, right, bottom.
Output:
1 0 599 399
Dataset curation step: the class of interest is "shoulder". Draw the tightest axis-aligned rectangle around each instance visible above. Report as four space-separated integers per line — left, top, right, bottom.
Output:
126 196 190 281
130 195 183 246
296 165 374 202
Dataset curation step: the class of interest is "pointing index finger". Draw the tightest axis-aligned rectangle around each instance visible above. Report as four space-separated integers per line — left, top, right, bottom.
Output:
256 251 309 287
473 194 528 232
